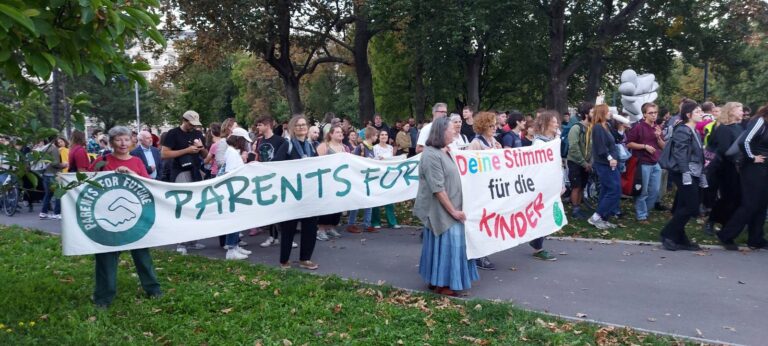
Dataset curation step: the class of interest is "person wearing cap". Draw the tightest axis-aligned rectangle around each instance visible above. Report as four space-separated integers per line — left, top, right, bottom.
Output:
161 110 208 183
161 110 209 254
218 127 254 260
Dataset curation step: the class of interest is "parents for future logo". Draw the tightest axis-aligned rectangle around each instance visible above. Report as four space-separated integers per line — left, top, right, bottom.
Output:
76 174 155 246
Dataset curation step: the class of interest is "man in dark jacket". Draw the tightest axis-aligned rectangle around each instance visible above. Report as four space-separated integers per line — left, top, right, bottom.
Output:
130 131 162 180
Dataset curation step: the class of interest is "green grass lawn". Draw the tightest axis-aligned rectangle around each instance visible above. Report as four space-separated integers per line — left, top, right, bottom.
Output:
393 193 753 247
0 225 686 345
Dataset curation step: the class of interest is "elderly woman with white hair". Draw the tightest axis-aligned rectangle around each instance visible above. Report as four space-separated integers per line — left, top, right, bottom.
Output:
88 126 161 308
448 113 469 151
415 117 479 297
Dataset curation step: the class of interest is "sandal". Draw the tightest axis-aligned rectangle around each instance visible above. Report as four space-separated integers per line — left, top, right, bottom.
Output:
435 287 458 297
299 260 319 270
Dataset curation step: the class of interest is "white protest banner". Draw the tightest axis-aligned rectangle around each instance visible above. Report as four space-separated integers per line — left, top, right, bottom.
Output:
454 140 568 259
60 153 420 255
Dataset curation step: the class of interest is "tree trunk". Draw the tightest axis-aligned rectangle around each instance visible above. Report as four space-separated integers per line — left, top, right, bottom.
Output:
584 48 606 104
465 47 483 111
412 59 427 121
354 16 375 125
545 0 568 114
281 75 304 115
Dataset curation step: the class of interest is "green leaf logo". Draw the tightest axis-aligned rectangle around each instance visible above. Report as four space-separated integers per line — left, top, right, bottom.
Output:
553 201 564 227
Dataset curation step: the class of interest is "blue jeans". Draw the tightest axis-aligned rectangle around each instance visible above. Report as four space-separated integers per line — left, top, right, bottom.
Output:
634 163 662 220
595 162 621 220
347 208 372 227
225 232 240 247
41 175 60 215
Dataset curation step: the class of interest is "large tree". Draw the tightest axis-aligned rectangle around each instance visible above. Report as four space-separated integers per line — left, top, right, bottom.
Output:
171 0 350 115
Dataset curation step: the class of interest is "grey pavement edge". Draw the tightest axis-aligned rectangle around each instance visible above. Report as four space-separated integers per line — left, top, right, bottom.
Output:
2 211 764 346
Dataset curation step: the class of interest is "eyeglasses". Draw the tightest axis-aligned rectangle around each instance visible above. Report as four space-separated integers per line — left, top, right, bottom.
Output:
436 110 447 114
295 123 308 128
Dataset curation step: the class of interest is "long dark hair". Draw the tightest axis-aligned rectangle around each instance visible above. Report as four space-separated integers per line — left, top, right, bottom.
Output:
679 101 700 123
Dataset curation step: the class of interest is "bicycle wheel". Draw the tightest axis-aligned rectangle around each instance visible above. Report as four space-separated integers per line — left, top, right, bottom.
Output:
4 184 19 216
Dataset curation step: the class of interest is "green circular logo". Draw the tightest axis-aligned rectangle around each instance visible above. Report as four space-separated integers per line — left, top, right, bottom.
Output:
76 173 156 246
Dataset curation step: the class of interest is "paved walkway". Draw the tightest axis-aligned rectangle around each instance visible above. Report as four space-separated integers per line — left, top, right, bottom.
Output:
2 210 765 346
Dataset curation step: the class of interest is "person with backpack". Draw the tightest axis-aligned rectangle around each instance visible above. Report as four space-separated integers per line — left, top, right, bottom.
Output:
566 102 593 220
659 101 707 251
625 102 666 224
717 104 768 251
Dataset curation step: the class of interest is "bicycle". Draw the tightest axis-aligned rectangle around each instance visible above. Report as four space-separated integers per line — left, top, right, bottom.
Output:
0 173 20 216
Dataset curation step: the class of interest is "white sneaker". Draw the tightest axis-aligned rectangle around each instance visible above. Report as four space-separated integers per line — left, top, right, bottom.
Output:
226 249 248 260
392 224 401 229
292 242 298 248
316 230 329 241
603 221 618 229
176 245 188 255
51 214 62 220
238 240 248 247
235 246 252 255
587 214 610 230
327 228 342 238
189 242 206 250
373 225 382 229
260 237 276 248
39 213 50 220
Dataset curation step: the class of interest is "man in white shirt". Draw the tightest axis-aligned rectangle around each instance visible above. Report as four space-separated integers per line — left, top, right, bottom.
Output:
416 102 448 153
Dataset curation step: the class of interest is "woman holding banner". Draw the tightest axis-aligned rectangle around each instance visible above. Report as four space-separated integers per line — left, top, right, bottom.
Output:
467 111 501 270
371 129 400 229
88 126 162 308
526 110 561 261
415 117 479 297
274 115 320 270
316 125 348 240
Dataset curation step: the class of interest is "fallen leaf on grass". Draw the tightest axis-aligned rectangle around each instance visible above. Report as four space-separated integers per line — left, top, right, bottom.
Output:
332 304 343 314
461 336 490 345
221 308 233 314
238 275 246 282
143 332 153 337
152 308 162 313
282 339 293 346
87 316 96 322
274 288 281 296
576 313 587 318
474 304 482 311
39 315 48 321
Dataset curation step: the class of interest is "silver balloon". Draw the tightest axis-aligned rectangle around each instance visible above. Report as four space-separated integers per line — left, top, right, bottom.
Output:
618 69 659 123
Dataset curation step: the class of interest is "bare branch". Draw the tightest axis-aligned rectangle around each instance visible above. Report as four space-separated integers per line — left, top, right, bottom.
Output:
291 26 354 52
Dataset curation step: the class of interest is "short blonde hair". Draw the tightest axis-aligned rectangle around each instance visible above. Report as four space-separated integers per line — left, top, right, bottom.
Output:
718 102 743 125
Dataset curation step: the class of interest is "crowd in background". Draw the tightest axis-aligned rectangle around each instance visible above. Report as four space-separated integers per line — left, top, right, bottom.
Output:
3 97 767 303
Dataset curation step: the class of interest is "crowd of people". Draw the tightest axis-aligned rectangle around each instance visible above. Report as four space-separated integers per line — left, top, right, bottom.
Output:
3 97 767 305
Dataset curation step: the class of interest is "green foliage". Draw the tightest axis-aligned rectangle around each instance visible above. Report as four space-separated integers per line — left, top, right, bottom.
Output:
0 226 680 345
230 54 290 125
176 64 237 126
0 0 164 196
305 68 358 122
70 76 156 131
